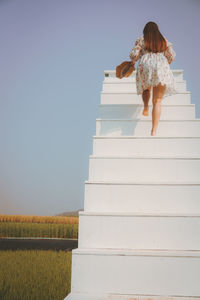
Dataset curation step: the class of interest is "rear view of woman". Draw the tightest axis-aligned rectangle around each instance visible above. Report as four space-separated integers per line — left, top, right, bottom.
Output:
129 21 177 136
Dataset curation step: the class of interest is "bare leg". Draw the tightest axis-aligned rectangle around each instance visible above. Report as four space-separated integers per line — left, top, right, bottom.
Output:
142 86 151 116
151 82 166 136
151 99 162 135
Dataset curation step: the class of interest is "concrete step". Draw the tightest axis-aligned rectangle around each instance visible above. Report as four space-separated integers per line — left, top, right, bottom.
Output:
101 92 191 105
78 211 200 250
89 155 200 182
65 292 200 300
102 81 187 93
98 104 195 120
84 180 200 214
104 69 184 81
103 76 183 83
96 119 200 137
92 136 200 156
65 248 200 298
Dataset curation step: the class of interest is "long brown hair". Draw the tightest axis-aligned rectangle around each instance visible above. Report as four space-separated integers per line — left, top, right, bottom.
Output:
143 22 167 53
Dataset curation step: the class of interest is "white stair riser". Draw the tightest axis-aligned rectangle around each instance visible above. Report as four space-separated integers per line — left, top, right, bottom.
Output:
96 119 200 137
78 214 200 250
89 157 200 182
65 293 200 300
104 69 184 81
84 182 200 214
70 250 200 297
99 104 195 120
101 92 191 105
103 76 183 83
102 81 187 93
93 137 200 157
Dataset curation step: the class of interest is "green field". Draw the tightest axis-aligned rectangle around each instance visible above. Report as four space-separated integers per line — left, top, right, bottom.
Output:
0 249 72 300
0 222 78 239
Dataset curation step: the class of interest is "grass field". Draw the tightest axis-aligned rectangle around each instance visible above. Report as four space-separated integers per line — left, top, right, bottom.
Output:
0 214 79 224
0 222 78 239
0 249 72 300
0 214 79 239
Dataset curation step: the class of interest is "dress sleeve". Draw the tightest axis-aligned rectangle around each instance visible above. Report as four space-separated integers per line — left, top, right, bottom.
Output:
129 36 143 62
164 39 176 64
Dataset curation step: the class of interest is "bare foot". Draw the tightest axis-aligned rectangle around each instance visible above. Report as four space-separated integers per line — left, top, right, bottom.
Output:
142 106 149 116
151 129 156 136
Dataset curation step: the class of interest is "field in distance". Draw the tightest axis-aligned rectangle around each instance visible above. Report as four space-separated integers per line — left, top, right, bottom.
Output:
0 213 80 239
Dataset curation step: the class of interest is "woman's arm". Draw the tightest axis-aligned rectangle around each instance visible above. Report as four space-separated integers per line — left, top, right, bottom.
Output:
164 39 176 64
129 36 143 64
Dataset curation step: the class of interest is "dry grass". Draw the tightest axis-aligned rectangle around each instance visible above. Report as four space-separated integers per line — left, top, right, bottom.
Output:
0 249 72 300
0 214 78 224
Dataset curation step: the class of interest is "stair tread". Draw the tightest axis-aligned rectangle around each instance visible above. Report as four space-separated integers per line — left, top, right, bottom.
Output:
101 91 190 94
93 135 200 138
73 247 200 257
96 118 200 121
90 154 200 159
85 180 200 185
79 211 200 217
99 104 195 106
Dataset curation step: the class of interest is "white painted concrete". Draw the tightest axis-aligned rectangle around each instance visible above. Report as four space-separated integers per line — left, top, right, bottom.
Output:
65 293 200 300
64 69 200 300
78 212 200 250
96 119 200 137
102 81 187 93
84 181 200 214
101 92 191 105
104 69 184 81
92 136 200 156
89 155 200 182
101 70 187 94
98 104 195 120
65 248 200 299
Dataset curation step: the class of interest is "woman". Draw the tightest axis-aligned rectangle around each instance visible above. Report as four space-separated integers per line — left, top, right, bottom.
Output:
129 21 177 136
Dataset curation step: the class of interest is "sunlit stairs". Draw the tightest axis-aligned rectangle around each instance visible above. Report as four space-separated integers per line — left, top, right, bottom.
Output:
64 69 200 300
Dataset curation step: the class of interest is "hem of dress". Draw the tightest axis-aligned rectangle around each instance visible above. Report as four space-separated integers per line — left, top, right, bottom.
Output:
137 80 177 98
137 89 177 98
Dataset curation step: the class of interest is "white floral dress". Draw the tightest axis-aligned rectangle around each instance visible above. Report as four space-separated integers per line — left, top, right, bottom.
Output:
129 35 177 98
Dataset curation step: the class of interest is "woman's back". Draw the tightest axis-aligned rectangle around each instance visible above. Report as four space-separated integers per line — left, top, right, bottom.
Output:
129 32 176 99
129 35 176 64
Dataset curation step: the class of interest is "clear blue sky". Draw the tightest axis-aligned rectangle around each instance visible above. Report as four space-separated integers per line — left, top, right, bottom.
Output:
0 0 199 216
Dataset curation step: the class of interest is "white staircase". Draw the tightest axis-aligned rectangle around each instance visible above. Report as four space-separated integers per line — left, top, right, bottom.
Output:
64 69 200 300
